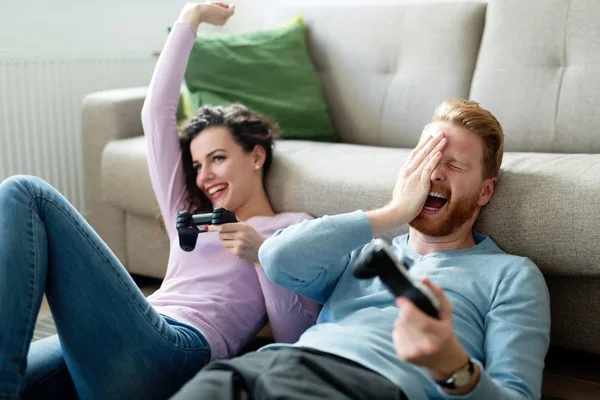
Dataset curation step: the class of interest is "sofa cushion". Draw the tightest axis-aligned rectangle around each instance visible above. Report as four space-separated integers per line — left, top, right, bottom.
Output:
184 17 336 142
125 212 170 279
102 136 600 277
267 140 409 235
264 3 486 148
470 0 600 153
475 152 600 276
101 136 406 221
102 136 160 218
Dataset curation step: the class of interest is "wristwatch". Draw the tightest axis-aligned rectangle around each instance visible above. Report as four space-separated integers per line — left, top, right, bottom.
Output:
435 359 475 390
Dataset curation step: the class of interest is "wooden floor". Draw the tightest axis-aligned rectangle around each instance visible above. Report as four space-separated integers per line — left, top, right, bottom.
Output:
37 276 600 400
543 347 600 399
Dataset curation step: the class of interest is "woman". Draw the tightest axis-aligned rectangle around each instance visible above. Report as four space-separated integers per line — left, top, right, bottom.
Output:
0 3 320 399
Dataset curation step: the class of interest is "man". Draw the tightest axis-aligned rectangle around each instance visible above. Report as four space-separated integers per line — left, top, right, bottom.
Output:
172 100 550 400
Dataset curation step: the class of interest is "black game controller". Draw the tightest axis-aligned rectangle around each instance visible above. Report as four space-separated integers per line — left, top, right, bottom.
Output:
353 239 441 319
176 208 237 252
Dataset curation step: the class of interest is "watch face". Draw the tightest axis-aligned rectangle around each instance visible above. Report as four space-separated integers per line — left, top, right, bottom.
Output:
437 360 474 389
453 370 472 387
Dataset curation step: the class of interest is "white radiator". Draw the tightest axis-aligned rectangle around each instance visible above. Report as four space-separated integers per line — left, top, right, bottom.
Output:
0 55 156 214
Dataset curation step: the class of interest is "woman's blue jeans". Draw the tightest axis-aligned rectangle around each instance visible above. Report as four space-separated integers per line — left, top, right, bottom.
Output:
0 176 211 400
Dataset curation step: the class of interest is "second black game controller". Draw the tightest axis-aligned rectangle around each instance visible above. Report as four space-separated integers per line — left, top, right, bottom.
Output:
176 208 237 252
353 238 441 319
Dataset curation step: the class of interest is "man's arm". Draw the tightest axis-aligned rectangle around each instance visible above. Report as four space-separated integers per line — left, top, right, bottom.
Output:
255 267 322 342
259 211 373 304
393 261 550 400
365 205 411 238
260 133 448 304
464 260 550 400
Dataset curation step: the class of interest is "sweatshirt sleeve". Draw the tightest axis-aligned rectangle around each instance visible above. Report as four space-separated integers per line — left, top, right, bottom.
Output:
254 214 322 343
258 210 374 304
141 22 197 236
255 267 322 343
440 260 551 400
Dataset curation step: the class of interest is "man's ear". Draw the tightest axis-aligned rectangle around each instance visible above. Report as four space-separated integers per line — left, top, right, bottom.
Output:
251 145 267 169
478 177 497 207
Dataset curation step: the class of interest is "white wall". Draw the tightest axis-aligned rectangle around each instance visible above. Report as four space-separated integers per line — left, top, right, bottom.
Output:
0 0 485 57
228 0 485 32
0 0 213 58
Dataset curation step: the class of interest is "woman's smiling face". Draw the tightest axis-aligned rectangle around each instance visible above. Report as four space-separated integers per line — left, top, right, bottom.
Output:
190 125 264 213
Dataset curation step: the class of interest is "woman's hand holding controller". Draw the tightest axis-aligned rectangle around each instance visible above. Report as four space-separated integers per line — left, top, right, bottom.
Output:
208 222 264 267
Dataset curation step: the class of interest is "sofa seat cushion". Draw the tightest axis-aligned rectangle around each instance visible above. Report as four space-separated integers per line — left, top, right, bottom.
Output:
267 140 410 231
100 136 408 220
102 137 600 277
476 152 600 277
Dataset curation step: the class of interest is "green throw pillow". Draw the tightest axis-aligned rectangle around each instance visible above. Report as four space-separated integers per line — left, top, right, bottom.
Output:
182 18 336 142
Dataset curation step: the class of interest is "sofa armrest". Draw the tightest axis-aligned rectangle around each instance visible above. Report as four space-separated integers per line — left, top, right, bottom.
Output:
81 87 148 268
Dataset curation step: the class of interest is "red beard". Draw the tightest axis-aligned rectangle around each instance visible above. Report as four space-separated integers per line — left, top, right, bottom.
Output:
409 185 481 237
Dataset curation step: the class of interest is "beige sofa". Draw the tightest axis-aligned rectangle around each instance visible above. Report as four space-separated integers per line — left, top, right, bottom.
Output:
82 0 600 356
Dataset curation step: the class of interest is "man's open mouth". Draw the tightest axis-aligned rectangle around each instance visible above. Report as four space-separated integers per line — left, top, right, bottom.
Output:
424 191 448 211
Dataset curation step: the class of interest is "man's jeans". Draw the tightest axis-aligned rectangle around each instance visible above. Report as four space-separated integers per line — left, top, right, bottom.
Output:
0 176 210 400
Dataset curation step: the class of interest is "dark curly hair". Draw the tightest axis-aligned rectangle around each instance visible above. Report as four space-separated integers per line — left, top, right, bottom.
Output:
178 103 280 215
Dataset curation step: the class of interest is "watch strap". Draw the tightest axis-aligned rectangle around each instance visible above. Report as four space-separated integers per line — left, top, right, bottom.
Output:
435 359 475 389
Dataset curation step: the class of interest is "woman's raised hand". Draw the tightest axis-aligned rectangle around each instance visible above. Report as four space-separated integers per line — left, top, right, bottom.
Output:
179 2 236 31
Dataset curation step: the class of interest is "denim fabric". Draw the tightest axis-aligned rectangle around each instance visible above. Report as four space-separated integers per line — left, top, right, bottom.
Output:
0 175 211 400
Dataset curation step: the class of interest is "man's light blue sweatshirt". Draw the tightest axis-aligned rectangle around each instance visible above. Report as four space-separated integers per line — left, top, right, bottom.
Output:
258 211 550 400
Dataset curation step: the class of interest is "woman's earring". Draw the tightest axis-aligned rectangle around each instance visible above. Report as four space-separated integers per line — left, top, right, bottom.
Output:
255 165 260 170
